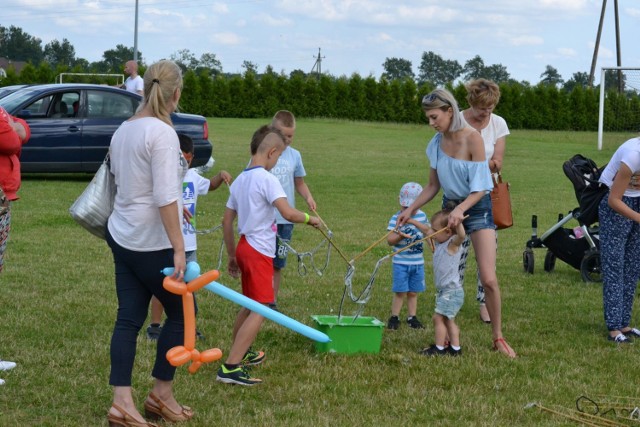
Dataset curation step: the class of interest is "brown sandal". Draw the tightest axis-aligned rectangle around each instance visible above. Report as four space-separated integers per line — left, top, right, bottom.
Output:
107 403 158 427
493 338 517 358
144 392 194 422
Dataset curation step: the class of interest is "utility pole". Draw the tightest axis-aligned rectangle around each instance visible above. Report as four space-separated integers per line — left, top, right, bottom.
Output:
310 48 325 80
613 0 623 92
588 0 606 88
588 0 622 91
133 0 139 62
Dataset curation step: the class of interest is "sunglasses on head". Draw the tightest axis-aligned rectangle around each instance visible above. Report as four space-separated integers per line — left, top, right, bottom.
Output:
422 93 450 106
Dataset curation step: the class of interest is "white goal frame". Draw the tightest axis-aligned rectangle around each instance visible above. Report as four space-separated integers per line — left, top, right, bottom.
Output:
55 73 124 85
598 66 640 150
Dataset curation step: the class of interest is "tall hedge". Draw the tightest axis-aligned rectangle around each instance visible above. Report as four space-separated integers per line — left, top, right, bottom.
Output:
3 61 639 132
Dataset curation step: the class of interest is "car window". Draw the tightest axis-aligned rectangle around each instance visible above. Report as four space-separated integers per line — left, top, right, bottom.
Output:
47 92 81 118
25 95 53 117
87 90 139 119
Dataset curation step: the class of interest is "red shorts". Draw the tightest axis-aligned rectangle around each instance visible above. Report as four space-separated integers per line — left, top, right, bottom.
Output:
236 235 274 304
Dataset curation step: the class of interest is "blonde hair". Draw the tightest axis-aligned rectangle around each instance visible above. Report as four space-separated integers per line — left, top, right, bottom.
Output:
141 60 183 126
465 78 501 108
430 201 457 228
272 110 296 128
421 88 464 132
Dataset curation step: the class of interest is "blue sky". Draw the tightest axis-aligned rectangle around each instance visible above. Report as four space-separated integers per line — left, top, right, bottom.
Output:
3 0 640 84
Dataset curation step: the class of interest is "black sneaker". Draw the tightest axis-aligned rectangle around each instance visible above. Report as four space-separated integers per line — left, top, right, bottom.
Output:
407 316 425 329
387 315 400 330
216 365 262 386
241 348 265 366
608 333 632 344
267 303 280 312
447 347 462 357
196 330 205 340
419 345 447 356
146 324 162 340
622 328 640 338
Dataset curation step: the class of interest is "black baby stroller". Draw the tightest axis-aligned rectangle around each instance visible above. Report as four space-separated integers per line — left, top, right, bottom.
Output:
522 155 605 283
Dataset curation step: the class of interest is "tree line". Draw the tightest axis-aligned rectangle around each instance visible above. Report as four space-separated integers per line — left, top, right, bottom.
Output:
3 59 640 132
1 24 639 132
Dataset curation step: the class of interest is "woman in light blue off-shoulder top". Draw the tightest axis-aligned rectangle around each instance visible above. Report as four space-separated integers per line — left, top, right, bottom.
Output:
397 88 516 358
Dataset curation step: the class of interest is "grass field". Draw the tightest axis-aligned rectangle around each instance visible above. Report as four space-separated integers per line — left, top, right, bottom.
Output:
1 118 639 426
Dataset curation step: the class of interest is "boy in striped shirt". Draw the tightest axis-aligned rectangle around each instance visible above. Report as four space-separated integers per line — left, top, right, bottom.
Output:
386 182 429 330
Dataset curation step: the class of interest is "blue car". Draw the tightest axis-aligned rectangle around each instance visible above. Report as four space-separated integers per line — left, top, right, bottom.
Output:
0 83 213 173
0 84 29 99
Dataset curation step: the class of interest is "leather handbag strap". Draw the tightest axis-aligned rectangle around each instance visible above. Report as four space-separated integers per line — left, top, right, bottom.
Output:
492 172 503 187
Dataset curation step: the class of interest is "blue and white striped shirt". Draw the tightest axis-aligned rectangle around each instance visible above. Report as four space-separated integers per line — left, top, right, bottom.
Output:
387 209 429 265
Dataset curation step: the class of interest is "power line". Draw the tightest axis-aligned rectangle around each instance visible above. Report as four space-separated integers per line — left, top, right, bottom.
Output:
310 48 325 80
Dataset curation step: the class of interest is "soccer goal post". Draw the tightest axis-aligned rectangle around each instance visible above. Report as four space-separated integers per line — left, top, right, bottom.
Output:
597 67 640 150
55 73 125 86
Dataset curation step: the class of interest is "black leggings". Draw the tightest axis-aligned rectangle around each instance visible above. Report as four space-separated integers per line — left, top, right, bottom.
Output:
106 228 184 386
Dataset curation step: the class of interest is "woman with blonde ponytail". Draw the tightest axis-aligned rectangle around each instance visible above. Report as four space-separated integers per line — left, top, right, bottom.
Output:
105 60 194 426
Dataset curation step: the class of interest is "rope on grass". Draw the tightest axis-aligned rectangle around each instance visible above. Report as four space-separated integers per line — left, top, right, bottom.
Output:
525 402 617 427
577 395 640 424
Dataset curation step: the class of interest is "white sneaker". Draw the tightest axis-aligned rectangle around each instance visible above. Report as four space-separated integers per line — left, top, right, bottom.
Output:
0 378 5 385
0 360 16 371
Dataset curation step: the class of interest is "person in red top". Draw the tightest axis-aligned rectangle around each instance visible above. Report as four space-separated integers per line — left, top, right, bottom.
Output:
0 106 30 271
0 106 30 385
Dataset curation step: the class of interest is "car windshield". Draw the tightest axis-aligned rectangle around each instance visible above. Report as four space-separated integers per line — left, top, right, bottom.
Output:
0 87 42 112
0 85 26 99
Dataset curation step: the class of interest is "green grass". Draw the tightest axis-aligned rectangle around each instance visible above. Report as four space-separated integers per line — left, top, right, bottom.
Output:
1 119 638 426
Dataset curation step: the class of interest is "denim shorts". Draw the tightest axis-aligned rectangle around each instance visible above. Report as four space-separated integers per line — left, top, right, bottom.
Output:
443 193 495 233
435 287 464 319
392 263 426 293
274 223 294 269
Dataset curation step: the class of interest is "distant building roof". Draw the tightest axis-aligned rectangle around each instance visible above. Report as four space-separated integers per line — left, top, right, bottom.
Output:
0 57 28 78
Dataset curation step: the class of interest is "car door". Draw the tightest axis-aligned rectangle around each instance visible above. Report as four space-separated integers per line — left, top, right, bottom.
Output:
18 90 83 172
81 89 140 172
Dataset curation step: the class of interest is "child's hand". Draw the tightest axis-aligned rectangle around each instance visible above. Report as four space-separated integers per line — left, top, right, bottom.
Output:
227 257 240 278
183 207 192 224
219 170 233 185
306 197 317 212
307 216 321 228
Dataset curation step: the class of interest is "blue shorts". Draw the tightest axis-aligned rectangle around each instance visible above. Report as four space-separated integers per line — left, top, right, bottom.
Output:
391 263 426 293
274 223 294 269
435 287 464 319
443 193 495 234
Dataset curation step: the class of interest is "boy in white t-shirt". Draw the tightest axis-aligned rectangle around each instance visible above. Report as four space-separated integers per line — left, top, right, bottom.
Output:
146 134 232 340
217 125 320 386
270 110 316 309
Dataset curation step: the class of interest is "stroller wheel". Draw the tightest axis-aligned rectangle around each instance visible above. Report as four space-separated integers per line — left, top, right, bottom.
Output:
580 249 602 283
523 249 534 274
544 251 556 272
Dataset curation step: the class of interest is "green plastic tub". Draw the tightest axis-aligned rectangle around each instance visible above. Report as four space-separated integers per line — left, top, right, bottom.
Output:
311 315 384 354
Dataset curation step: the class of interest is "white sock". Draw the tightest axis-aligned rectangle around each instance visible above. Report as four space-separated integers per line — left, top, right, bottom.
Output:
451 345 461 351
436 345 445 350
